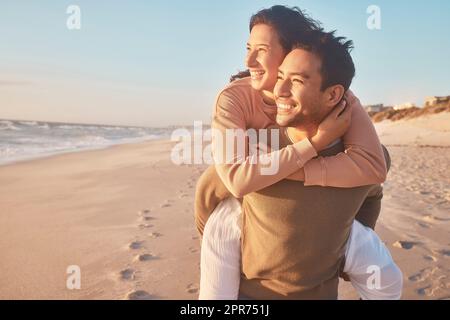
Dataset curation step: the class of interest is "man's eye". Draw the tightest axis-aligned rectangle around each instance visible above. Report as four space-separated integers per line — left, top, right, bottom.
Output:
277 75 283 80
293 79 303 84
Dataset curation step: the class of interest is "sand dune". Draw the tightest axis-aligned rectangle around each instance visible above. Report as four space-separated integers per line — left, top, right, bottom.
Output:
374 112 450 147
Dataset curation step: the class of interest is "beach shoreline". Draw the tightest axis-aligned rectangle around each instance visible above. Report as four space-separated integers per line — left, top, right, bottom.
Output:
1 112 449 300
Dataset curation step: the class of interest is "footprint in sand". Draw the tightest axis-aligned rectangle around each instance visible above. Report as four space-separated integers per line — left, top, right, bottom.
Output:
126 290 153 300
138 210 155 220
179 193 189 199
138 223 153 229
408 266 448 297
417 222 431 229
417 285 433 296
160 203 171 208
134 253 157 262
138 209 151 216
409 269 428 282
140 216 155 222
423 255 438 262
191 235 199 240
129 241 144 250
408 267 440 282
149 232 162 238
436 249 450 257
119 268 135 281
186 283 199 294
189 247 199 253
416 283 445 297
422 214 450 223
392 240 419 250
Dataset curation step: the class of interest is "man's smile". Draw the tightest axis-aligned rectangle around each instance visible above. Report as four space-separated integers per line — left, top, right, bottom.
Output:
276 101 297 114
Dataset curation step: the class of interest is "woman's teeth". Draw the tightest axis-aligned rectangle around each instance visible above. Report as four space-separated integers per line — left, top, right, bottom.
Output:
250 71 265 80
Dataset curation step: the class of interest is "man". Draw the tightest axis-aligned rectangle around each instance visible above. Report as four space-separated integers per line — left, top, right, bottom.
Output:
196 30 402 299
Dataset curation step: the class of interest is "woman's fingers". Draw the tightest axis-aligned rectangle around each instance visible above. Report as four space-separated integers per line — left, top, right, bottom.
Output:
332 99 347 118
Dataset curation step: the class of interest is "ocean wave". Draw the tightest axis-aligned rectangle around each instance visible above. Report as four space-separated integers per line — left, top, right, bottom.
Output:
0 120 21 131
0 120 170 165
18 120 39 126
57 124 83 130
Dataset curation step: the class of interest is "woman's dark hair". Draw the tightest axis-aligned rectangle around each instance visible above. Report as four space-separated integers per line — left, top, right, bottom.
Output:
230 5 322 82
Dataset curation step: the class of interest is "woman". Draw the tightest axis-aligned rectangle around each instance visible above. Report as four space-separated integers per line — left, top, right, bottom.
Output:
195 5 402 299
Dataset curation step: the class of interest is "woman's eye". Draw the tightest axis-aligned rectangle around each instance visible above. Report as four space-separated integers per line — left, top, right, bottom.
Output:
277 76 283 80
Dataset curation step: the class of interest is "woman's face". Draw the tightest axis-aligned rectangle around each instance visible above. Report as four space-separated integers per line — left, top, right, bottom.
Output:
245 24 286 92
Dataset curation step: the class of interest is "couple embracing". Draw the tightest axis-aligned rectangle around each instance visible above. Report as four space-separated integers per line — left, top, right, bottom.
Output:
194 5 402 300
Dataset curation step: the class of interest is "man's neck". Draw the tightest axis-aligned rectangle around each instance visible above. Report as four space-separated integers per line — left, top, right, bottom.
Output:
286 125 318 143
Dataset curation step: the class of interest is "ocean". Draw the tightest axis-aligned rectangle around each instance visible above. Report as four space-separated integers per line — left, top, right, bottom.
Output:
0 119 175 165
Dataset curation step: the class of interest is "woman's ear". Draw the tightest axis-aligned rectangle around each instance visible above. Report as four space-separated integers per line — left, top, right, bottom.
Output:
324 85 345 107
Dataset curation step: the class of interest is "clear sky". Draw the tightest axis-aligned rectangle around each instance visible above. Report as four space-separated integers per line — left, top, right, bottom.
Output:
1 0 449 127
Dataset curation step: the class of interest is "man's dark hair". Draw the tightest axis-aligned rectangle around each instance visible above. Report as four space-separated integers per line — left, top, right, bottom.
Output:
230 5 322 82
294 31 355 91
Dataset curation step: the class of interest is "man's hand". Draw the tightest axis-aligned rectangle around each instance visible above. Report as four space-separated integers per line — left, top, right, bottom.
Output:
310 98 352 152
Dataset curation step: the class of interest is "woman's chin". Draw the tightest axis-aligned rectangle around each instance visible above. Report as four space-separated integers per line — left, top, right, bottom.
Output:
250 79 264 91
250 77 274 92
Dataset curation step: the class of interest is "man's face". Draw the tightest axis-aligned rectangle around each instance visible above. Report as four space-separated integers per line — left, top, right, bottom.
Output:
245 24 286 92
273 48 331 127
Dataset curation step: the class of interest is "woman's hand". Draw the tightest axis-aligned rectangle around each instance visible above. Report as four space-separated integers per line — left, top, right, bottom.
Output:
310 98 352 152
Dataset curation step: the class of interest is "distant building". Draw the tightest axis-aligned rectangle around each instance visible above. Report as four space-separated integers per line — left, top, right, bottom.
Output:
364 104 384 113
393 102 416 110
425 96 450 107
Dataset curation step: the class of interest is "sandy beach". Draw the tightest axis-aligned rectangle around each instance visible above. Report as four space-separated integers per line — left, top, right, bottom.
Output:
1 112 449 300
0 140 203 299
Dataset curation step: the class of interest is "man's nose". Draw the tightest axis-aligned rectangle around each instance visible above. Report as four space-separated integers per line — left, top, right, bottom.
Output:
274 79 291 98
245 49 258 68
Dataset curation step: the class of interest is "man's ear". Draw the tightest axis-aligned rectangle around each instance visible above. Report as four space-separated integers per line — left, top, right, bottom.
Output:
324 85 345 107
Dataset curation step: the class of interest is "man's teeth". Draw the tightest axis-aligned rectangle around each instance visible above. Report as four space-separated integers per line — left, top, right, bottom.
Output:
250 71 265 79
277 103 295 110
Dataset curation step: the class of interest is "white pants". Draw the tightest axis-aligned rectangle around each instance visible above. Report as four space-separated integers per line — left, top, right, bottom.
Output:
199 197 403 300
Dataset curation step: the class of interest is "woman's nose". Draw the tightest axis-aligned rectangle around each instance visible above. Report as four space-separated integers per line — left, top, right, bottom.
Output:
245 50 258 68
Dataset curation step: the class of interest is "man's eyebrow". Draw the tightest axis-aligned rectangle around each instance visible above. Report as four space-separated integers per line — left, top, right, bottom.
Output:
277 70 310 79
246 43 270 48
291 72 310 79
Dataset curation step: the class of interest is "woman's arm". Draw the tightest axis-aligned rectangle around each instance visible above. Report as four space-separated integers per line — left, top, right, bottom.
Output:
212 89 320 198
287 91 387 187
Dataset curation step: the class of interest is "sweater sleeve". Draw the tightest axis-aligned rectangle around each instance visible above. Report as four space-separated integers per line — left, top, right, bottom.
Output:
211 90 317 198
300 91 387 187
